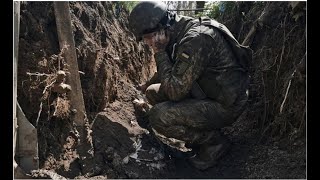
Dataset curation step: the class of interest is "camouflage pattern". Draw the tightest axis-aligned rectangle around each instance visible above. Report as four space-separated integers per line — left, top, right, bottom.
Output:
145 83 167 105
146 82 247 145
146 15 249 146
145 71 160 87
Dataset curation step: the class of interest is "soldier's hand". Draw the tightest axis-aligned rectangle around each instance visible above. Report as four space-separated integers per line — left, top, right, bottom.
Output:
142 30 169 54
137 83 148 93
132 98 150 115
153 31 169 53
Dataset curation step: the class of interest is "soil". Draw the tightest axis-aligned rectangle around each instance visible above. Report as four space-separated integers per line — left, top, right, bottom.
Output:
16 1 306 179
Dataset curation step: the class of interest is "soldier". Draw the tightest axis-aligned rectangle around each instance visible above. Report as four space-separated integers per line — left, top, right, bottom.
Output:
129 1 252 170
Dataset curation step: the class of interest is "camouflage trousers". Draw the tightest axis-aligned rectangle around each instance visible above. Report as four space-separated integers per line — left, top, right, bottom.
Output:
145 83 247 147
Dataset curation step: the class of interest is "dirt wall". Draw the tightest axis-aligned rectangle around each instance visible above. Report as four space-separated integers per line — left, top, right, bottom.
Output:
17 1 156 176
218 1 306 143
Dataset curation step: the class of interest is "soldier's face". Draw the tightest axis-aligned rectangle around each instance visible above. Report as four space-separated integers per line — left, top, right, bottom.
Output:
142 32 157 47
142 30 169 53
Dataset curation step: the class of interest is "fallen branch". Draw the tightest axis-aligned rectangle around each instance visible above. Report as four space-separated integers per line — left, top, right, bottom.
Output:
129 155 154 162
279 54 305 114
260 73 267 133
35 102 43 127
242 2 272 46
36 81 55 127
27 72 53 77
280 69 296 114
274 14 288 90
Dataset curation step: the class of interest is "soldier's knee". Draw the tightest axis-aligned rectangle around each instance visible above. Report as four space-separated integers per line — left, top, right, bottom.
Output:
148 103 164 124
148 102 172 128
145 86 155 103
145 84 161 105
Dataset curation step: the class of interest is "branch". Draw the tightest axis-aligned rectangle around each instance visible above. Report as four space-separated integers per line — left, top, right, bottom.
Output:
26 72 53 77
279 69 296 114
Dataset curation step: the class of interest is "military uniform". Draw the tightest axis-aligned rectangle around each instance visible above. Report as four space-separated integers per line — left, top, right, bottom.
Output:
145 15 250 151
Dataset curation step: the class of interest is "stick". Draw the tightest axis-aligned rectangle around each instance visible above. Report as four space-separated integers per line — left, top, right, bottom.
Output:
27 72 52 77
280 69 296 114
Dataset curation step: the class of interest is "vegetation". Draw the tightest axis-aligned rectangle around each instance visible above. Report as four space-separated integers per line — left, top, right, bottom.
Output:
113 1 139 13
196 1 237 19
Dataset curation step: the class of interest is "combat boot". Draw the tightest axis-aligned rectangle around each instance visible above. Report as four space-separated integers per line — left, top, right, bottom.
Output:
187 131 231 170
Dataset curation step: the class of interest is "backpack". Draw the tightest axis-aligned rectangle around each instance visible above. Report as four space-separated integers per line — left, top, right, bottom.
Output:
190 17 253 72
181 17 252 101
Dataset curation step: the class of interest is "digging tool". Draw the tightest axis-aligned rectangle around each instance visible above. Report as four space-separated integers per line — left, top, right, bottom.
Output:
14 1 39 177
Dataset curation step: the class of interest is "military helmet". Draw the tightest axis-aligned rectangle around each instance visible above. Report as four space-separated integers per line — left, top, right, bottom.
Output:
129 1 169 41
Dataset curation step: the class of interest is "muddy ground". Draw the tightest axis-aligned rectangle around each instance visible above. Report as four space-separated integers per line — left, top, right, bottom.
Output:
16 1 306 179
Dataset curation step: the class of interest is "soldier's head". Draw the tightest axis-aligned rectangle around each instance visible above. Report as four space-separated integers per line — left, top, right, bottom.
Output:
128 1 176 42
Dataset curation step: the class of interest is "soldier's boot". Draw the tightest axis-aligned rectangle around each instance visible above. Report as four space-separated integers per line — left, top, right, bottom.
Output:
187 131 231 171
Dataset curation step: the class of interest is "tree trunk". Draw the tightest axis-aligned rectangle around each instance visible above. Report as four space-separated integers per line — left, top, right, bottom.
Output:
53 2 86 126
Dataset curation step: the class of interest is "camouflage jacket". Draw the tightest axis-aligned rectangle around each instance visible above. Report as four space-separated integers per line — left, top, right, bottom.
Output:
155 16 250 106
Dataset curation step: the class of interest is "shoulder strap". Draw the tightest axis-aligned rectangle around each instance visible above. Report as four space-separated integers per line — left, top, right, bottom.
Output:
199 17 253 71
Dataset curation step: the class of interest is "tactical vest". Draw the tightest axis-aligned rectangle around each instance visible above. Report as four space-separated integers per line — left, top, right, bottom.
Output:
185 17 252 104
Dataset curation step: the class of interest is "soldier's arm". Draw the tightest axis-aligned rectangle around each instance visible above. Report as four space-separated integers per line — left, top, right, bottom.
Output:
155 34 210 101
146 71 159 86
138 71 159 92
